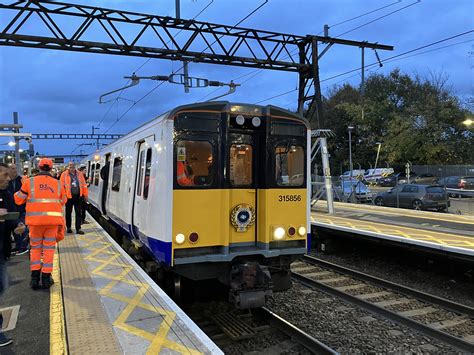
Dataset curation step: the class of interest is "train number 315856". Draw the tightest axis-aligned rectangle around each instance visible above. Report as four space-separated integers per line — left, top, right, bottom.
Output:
278 195 302 202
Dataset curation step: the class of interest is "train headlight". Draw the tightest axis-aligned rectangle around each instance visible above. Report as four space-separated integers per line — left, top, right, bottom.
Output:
273 227 286 240
175 233 185 244
298 226 306 236
236 115 245 125
252 116 261 127
288 226 296 237
189 232 199 243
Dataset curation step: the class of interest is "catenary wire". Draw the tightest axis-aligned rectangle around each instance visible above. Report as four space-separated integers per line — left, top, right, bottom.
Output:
336 0 421 37
252 31 473 105
103 0 269 133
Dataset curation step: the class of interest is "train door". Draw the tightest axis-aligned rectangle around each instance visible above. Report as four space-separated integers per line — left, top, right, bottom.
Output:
228 133 258 246
132 137 154 238
100 153 111 214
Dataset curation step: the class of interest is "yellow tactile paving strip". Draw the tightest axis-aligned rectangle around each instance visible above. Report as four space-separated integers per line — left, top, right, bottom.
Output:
311 213 474 255
313 200 474 225
50 252 67 355
74 217 221 355
59 232 122 354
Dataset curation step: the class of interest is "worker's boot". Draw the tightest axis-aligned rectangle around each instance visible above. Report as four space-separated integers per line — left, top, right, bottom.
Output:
41 273 54 289
30 270 40 290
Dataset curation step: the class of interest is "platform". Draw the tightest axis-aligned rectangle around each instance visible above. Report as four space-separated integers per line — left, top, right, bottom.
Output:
311 201 474 260
1 215 223 354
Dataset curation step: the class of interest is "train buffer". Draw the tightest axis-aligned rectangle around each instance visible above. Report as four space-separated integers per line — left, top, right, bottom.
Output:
311 201 474 261
1 214 223 354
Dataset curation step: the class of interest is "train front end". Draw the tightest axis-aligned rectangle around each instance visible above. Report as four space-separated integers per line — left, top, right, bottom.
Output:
171 102 310 308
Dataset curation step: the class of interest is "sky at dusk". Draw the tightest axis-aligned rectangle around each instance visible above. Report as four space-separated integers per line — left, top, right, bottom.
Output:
0 0 472 158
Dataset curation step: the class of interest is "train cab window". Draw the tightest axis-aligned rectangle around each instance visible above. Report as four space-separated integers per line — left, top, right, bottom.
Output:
111 157 122 192
230 144 253 186
176 140 213 187
275 145 304 186
143 149 152 199
94 163 100 186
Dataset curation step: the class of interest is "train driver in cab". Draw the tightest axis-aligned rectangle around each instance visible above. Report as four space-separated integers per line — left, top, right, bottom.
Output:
177 159 194 186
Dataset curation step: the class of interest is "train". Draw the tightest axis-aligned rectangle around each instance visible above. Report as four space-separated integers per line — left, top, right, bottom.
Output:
84 101 310 309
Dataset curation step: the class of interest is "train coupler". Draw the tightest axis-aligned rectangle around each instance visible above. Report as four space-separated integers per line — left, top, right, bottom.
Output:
229 262 273 309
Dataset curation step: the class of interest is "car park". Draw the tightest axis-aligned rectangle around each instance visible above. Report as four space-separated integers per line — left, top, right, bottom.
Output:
373 184 449 211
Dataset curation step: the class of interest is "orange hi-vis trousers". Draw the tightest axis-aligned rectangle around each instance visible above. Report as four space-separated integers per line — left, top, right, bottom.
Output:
29 225 58 273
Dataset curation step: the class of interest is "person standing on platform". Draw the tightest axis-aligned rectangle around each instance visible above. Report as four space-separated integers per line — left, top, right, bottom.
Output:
7 163 28 256
1 163 26 346
60 162 88 235
14 158 66 290
77 165 89 225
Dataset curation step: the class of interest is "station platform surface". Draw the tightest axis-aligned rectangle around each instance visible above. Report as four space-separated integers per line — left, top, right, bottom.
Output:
311 201 474 260
1 215 222 354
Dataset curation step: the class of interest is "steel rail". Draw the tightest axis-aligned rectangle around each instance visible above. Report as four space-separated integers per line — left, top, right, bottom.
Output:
302 255 474 317
257 307 338 355
292 263 474 352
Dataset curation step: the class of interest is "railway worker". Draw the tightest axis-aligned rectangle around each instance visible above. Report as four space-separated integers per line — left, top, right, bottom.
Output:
6 163 28 256
78 165 89 225
177 160 194 186
13 158 65 289
60 162 88 234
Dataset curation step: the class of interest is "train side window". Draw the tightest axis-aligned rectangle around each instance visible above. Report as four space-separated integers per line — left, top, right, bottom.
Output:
275 145 304 186
143 149 152 199
176 140 213 187
230 144 253 186
137 151 145 196
94 163 100 186
111 157 122 192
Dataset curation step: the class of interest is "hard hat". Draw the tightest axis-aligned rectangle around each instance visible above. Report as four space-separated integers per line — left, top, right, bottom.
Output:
38 158 53 168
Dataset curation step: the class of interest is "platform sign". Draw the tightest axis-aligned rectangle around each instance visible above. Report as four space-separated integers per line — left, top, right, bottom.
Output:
54 157 64 164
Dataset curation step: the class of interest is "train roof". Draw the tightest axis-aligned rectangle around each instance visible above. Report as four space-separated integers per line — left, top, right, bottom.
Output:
86 102 309 159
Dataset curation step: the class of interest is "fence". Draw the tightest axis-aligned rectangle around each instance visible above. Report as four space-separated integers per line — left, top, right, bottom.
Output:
412 165 474 177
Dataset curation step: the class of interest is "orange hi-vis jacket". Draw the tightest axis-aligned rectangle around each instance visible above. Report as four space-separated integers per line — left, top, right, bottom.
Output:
176 161 194 186
60 170 88 199
14 173 67 226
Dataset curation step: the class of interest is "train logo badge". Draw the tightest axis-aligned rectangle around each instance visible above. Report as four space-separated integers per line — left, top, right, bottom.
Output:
230 203 256 232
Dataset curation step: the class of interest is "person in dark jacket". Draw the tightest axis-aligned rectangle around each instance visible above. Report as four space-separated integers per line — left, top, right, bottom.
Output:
0 163 25 347
7 163 28 255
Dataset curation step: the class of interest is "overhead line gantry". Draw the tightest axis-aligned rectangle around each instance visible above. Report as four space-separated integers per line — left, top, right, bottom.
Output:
0 0 393 127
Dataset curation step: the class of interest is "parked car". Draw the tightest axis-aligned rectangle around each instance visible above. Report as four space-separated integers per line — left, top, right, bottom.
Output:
373 184 449 211
336 179 373 202
340 170 365 181
412 173 438 185
437 176 474 197
377 173 401 187
397 172 417 184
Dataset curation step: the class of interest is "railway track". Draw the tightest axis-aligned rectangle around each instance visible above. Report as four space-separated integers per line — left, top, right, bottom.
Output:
291 255 474 353
186 303 337 354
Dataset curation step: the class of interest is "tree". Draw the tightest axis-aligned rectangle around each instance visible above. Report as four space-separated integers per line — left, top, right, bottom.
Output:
321 69 473 173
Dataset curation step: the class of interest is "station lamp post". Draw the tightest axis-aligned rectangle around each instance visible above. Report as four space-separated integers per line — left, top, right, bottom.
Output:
348 126 355 203
374 142 382 172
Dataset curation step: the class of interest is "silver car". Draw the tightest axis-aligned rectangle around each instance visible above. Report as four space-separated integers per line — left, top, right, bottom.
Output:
373 184 449 211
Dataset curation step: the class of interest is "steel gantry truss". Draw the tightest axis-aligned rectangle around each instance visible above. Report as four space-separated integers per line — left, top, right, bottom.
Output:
0 0 393 127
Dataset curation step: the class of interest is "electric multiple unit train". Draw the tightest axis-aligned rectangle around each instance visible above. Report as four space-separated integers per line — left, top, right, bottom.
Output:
84 101 310 308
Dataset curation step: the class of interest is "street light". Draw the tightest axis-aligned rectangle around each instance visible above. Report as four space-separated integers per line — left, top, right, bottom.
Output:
463 118 473 127
374 142 382 172
348 126 355 203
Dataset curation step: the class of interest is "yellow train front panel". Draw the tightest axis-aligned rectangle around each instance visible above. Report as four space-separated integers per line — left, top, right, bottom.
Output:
172 188 307 265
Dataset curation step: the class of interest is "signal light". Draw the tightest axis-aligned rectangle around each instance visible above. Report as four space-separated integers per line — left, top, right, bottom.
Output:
189 232 199 243
288 226 296 236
